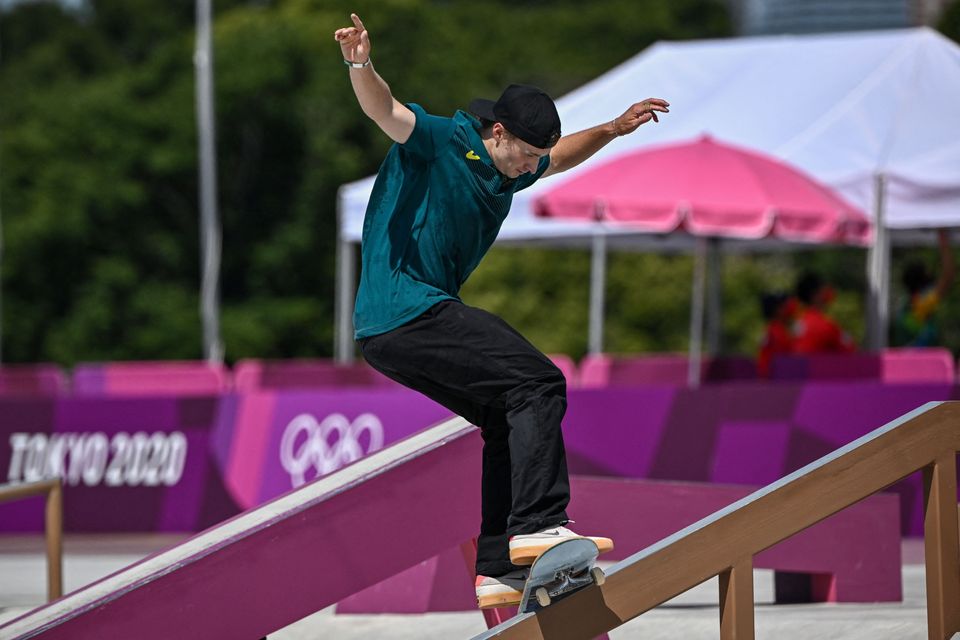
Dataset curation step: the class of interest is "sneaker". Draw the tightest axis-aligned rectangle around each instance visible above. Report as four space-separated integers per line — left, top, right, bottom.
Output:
509 525 614 565
475 568 528 609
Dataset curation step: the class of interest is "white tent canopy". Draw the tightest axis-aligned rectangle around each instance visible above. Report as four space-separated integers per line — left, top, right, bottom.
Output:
336 27 960 359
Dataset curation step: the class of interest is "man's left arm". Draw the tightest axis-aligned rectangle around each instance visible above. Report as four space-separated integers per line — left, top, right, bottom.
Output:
542 98 669 178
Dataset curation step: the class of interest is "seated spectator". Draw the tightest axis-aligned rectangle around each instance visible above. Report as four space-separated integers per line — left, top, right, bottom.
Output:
757 292 797 378
891 229 955 347
793 272 856 354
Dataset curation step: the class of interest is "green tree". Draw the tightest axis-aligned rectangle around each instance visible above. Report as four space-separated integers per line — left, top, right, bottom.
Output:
0 0 749 366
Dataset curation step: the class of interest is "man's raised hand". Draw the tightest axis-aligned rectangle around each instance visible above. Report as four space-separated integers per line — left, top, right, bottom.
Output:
334 13 370 64
612 98 670 136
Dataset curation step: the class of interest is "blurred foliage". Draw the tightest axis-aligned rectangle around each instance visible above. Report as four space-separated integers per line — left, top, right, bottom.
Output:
940 0 960 43
463 246 873 361
0 0 956 366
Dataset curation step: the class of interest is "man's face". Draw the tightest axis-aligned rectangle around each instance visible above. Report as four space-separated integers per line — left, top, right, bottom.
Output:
490 124 551 178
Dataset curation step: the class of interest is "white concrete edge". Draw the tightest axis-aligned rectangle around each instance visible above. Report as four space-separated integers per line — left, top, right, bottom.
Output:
3 416 472 639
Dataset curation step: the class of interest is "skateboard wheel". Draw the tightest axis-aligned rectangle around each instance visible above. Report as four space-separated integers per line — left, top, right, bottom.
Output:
535 587 551 607
591 567 605 586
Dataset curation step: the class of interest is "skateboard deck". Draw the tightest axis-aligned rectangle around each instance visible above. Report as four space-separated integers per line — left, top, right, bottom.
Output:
519 538 604 613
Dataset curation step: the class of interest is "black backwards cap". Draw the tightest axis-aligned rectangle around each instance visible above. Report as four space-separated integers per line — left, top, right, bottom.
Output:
469 84 562 149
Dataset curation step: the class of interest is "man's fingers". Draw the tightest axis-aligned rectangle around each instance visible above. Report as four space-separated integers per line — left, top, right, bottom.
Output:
633 99 669 122
333 14 365 40
637 99 669 116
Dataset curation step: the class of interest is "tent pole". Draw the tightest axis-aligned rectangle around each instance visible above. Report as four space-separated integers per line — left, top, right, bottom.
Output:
877 176 891 351
706 237 723 355
688 236 707 387
334 192 357 364
866 174 889 351
588 227 607 355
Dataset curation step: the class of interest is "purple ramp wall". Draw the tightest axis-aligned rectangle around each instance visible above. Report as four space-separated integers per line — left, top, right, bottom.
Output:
0 396 239 533
2 381 954 537
340 475 901 613
0 388 453 533
1 417 481 640
567 477 901 603
215 388 454 510
561 382 960 535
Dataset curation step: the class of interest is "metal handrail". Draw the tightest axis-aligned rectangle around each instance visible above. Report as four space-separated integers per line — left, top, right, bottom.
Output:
0 478 63 601
477 401 960 640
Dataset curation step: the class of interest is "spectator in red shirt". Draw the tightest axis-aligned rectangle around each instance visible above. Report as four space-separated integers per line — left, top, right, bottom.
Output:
793 272 856 354
757 292 798 377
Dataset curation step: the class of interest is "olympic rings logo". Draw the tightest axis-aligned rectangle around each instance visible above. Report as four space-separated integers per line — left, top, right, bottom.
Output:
279 412 384 488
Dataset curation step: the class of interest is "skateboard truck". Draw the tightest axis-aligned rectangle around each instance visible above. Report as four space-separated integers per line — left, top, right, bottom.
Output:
519 538 605 613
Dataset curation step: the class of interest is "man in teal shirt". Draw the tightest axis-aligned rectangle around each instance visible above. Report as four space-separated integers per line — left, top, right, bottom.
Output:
352 99 545 339
337 13 669 609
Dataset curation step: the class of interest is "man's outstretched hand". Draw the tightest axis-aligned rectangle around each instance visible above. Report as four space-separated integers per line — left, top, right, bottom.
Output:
334 13 370 64
612 98 670 136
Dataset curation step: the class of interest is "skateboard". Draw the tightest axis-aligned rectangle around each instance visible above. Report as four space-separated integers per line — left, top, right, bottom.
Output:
518 538 605 613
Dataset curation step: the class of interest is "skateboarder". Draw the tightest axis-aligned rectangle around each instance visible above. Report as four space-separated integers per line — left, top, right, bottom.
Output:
335 12 668 607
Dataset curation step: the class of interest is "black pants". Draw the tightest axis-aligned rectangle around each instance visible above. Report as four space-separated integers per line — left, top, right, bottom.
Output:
359 300 570 577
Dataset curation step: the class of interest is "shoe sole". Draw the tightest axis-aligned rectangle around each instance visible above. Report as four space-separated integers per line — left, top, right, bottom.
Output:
476 590 522 609
509 536 614 566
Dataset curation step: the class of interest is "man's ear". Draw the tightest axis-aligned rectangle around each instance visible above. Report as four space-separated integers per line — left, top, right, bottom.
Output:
492 122 506 143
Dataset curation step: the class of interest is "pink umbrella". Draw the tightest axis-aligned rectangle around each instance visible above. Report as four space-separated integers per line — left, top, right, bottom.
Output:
535 135 871 245
535 135 872 386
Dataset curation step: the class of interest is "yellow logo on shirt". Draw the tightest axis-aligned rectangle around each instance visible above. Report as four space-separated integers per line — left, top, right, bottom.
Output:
465 150 481 160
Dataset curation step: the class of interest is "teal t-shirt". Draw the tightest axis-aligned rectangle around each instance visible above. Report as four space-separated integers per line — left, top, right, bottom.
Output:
353 104 550 339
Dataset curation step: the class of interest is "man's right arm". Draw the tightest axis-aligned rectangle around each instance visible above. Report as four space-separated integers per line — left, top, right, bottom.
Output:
335 13 415 144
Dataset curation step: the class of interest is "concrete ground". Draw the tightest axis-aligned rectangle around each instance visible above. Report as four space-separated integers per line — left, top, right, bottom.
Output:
0 535 937 639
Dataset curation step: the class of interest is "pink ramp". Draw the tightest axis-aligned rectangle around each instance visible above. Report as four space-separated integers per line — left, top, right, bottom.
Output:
1 417 480 640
